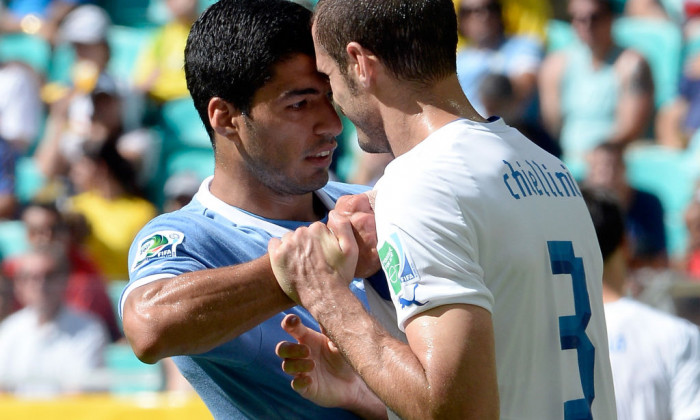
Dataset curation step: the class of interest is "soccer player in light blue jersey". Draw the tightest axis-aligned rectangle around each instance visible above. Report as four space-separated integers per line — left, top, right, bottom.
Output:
120 1 385 418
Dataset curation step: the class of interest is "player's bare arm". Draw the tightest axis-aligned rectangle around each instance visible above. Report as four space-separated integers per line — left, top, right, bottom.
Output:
269 214 500 420
122 255 294 363
612 51 654 145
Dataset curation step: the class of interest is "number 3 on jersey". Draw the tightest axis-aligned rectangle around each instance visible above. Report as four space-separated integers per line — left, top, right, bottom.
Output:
548 241 595 420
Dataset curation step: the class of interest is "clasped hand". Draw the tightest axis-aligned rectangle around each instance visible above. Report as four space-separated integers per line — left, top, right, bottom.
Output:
267 192 379 307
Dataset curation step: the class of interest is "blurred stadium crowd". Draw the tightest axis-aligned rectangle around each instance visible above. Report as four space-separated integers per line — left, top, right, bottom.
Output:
0 0 697 408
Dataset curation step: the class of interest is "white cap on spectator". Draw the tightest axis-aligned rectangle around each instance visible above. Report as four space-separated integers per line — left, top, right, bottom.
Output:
164 171 201 199
59 5 111 44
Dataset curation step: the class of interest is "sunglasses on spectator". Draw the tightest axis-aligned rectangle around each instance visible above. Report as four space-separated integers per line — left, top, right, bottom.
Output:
570 11 607 25
459 3 499 17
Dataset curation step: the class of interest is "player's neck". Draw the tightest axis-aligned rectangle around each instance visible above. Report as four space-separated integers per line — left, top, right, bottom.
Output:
209 170 321 222
382 75 487 157
602 249 627 304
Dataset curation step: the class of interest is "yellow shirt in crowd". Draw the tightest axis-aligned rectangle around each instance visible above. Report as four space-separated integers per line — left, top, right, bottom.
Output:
68 191 157 281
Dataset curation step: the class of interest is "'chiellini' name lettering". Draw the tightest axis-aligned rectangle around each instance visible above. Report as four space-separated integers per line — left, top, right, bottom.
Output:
502 159 581 200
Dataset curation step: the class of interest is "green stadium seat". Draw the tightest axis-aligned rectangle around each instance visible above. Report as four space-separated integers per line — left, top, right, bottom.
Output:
0 33 51 75
164 148 214 182
0 221 29 261
546 19 576 53
47 43 76 85
624 144 699 258
104 343 164 394
107 25 157 80
160 97 211 151
99 0 154 28
14 156 46 205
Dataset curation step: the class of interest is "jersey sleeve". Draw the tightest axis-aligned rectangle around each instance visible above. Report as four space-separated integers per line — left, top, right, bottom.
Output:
121 213 211 317
127 214 209 280
671 322 700 419
374 166 494 331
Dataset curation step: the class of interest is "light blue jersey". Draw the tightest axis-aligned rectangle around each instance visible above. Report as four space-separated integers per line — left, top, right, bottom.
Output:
122 177 371 419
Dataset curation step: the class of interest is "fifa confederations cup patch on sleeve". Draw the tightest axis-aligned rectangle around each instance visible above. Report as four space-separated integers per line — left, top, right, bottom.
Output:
131 230 185 271
377 232 426 309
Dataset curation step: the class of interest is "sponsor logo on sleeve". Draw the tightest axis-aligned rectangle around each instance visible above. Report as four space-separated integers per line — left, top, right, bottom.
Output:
131 231 184 271
377 232 426 308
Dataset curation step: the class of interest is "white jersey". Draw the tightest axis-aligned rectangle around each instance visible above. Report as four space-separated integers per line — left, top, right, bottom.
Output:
605 298 700 420
370 118 617 419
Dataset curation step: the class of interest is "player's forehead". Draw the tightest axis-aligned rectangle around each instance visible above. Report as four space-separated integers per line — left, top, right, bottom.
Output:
310 23 330 75
312 49 334 79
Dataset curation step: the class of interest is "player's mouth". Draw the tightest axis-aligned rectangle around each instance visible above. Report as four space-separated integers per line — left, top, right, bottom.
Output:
306 148 334 167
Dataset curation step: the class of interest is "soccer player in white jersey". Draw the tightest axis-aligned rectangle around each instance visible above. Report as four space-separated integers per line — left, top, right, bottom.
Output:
582 186 700 420
269 0 618 419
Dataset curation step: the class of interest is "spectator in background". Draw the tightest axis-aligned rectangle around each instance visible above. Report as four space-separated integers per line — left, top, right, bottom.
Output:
478 73 562 157
452 0 552 47
539 0 654 174
0 273 14 323
583 142 668 270
682 192 700 280
0 0 94 45
66 140 156 282
345 152 393 187
0 62 42 154
133 0 199 107
686 0 700 39
655 61 700 149
456 0 543 117
162 171 200 213
615 0 671 20
21 201 121 340
0 245 109 395
582 185 700 420
34 4 158 190
656 6 700 150
34 4 116 180
0 137 18 219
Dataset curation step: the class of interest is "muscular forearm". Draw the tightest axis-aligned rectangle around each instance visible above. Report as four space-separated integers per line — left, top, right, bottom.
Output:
308 289 431 419
307 286 493 420
123 255 294 363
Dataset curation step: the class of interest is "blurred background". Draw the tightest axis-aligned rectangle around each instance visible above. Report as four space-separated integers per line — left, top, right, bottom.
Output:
0 0 698 418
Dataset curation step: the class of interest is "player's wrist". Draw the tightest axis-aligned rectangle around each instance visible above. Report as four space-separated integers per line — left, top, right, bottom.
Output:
303 279 357 321
342 378 387 420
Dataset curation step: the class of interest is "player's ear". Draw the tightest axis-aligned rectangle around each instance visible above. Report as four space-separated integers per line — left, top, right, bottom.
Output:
209 97 242 139
346 42 376 89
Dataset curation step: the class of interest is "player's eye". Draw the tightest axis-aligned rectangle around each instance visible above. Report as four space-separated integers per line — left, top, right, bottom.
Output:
289 100 308 110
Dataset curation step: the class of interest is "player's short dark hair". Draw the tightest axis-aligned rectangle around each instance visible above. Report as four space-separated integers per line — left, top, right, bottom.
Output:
314 0 457 84
184 0 314 146
580 185 625 262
